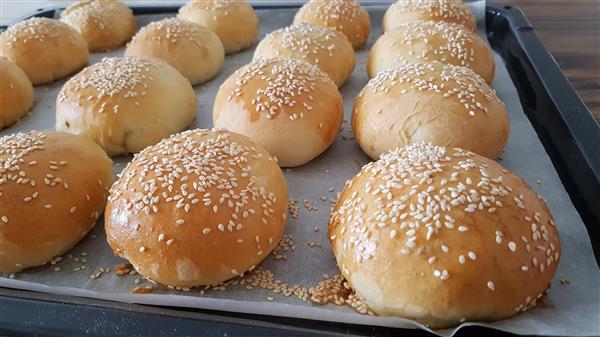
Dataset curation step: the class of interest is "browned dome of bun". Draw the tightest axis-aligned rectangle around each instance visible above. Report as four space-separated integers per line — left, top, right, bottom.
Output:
367 20 495 83
1 58 34 129
60 0 136 52
0 17 88 85
353 62 509 160
293 0 371 49
383 0 476 33
0 131 113 273
329 142 561 328
213 57 343 167
105 129 288 288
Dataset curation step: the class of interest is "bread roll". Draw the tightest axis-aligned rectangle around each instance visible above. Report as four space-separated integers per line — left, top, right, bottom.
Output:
0 131 113 273
1 58 33 129
253 23 355 87
293 0 370 49
60 0 136 52
383 0 476 33
105 129 288 287
0 17 88 85
125 18 225 86
213 57 343 167
353 62 508 160
177 0 259 54
367 20 495 83
55 57 197 156
329 142 561 328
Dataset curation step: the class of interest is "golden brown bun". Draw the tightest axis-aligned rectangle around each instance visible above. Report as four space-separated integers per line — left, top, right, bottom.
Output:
383 0 476 33
55 57 197 157
253 23 355 87
213 57 343 167
105 129 288 287
1 58 33 129
125 18 225 86
367 20 495 83
0 131 113 273
0 18 88 85
353 62 508 160
177 0 259 54
329 142 561 328
60 0 136 52
293 0 370 49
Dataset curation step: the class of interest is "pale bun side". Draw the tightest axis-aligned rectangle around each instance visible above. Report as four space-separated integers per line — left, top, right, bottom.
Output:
353 62 508 160
0 17 88 85
383 0 476 33
213 57 343 167
293 0 371 49
105 129 288 287
0 131 113 273
367 20 495 83
60 0 136 52
1 58 34 129
177 0 259 54
125 18 225 86
329 142 561 328
253 23 355 87
56 57 197 156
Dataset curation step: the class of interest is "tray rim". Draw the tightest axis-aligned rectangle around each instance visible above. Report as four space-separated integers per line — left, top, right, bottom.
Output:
0 3 598 337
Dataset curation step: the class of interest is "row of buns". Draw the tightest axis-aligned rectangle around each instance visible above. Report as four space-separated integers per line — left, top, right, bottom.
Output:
0 0 560 330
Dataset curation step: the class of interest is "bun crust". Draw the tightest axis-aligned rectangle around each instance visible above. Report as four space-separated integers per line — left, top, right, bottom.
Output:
125 18 225 86
60 0 136 52
353 62 508 160
1 58 33 129
367 20 495 83
383 0 476 33
105 129 288 287
213 57 343 167
329 142 561 328
253 23 355 87
0 131 113 272
293 0 371 49
56 57 197 156
177 0 259 54
0 18 88 85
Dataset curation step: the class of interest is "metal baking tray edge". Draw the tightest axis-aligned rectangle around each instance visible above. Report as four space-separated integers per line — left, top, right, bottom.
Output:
0 3 598 337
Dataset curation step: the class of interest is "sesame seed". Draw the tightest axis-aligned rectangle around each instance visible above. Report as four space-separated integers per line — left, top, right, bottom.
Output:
487 281 495 291
139 247 146 253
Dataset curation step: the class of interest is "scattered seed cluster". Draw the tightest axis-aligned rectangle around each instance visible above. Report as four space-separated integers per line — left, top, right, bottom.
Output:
58 57 157 114
227 57 333 121
271 234 295 260
61 0 124 30
264 23 340 60
297 0 363 31
108 129 282 262
310 274 373 315
389 0 473 24
2 17 72 48
364 62 501 117
131 18 213 47
330 142 559 310
383 20 476 67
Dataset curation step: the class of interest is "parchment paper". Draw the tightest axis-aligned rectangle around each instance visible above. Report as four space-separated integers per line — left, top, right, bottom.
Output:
1 2 599 336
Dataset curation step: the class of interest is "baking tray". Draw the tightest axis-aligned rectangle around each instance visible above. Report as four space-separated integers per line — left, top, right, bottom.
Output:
0 3 599 337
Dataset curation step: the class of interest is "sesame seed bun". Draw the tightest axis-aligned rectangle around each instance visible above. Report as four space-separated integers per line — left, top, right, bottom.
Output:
177 0 259 54
55 57 197 157
0 17 88 85
352 62 509 160
105 129 288 287
383 0 476 33
0 131 113 273
329 142 561 328
367 20 495 83
213 57 343 168
125 18 225 86
253 23 355 87
293 0 371 49
60 0 136 53
1 58 33 129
